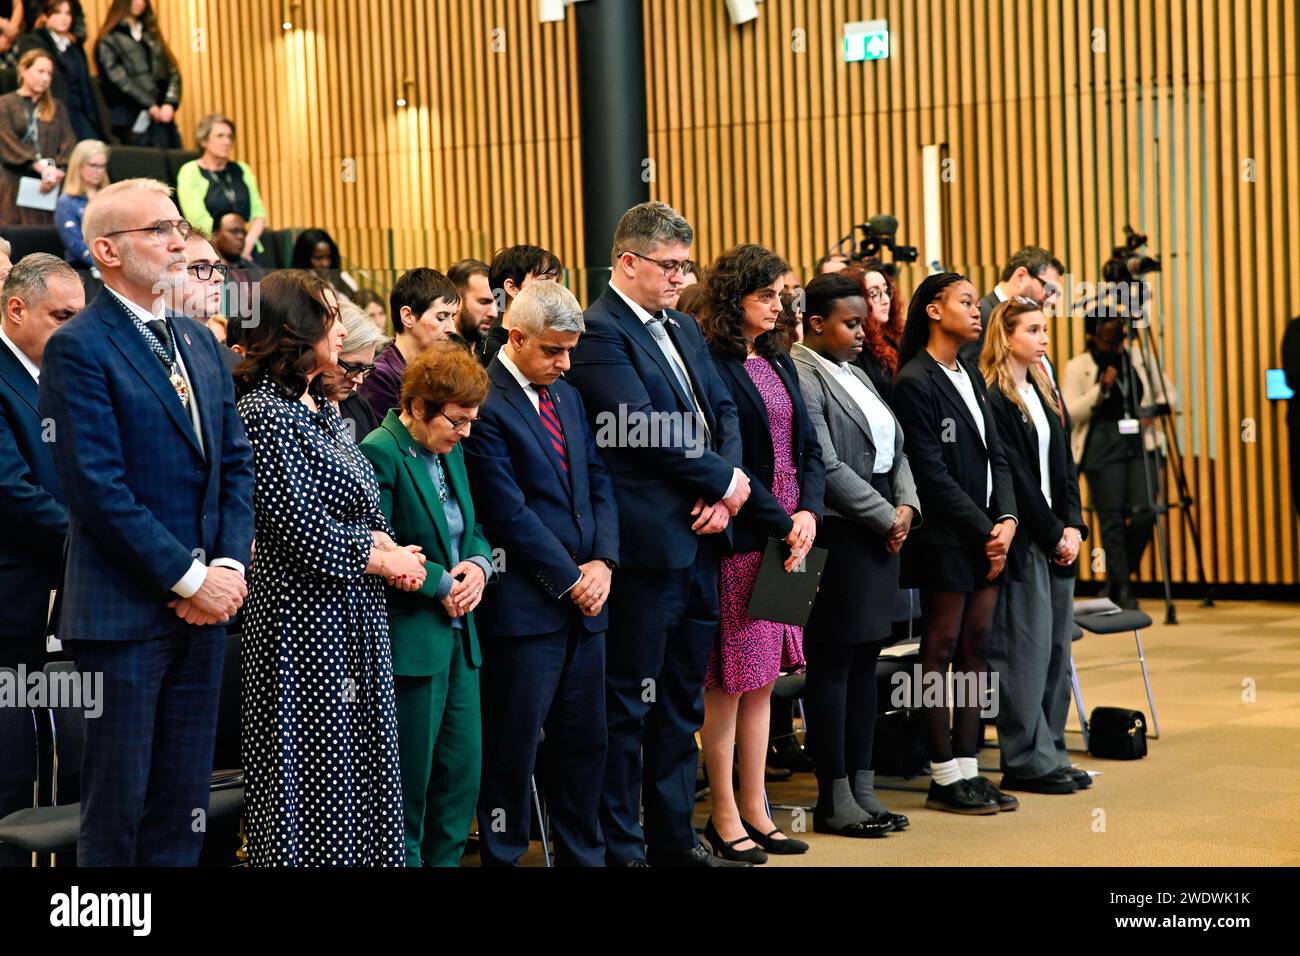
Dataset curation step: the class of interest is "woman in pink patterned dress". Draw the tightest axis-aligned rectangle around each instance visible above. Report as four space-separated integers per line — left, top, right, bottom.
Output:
698 245 825 863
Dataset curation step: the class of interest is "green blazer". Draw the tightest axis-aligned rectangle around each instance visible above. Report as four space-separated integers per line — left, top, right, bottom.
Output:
359 410 492 675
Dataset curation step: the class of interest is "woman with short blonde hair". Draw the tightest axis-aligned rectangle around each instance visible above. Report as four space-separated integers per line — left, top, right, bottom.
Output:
55 138 109 267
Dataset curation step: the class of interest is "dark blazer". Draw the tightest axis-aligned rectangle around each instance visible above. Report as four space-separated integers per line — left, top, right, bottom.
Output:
339 391 380 444
359 411 493 673
37 290 256 642
708 348 825 554
94 21 182 128
0 340 66 644
890 351 1017 550
986 382 1087 578
958 290 1003 366
477 323 508 367
15 28 111 141
463 357 619 636
566 285 743 570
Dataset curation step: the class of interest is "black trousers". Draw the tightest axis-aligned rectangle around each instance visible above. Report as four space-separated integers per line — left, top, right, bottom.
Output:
1084 446 1162 595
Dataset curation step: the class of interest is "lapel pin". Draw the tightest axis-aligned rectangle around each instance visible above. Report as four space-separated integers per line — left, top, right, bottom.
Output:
183 333 192 346
409 447 417 457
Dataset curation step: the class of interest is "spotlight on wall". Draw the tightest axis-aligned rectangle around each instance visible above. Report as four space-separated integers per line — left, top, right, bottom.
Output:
724 0 759 26
537 0 590 24
281 1 300 30
396 78 414 108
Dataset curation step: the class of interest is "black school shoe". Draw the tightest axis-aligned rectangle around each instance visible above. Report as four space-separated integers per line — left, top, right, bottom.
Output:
967 775 1020 810
924 779 999 815
1000 768 1078 795
1059 765 1092 789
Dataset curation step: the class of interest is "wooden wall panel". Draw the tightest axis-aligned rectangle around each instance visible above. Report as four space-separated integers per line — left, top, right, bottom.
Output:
78 0 584 284
643 0 1300 587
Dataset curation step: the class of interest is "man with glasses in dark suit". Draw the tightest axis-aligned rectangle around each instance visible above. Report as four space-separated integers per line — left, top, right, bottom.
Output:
961 246 1065 366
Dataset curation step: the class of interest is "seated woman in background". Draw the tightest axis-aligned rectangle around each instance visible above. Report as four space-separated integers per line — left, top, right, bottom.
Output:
359 343 494 867
979 296 1090 796
699 244 824 863
0 49 74 226
17 0 108 141
235 270 427 867
324 298 387 443
93 0 181 148
177 114 269 259
292 227 360 300
54 137 107 268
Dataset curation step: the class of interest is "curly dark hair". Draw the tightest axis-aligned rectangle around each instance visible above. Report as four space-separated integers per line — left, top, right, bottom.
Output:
234 270 338 401
699 244 790 359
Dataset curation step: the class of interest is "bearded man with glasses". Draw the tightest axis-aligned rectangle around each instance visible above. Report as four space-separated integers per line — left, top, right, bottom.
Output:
38 177 255 866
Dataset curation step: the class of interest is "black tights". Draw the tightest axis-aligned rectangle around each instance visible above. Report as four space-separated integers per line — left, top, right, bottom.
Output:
804 641 884 797
919 588 1000 762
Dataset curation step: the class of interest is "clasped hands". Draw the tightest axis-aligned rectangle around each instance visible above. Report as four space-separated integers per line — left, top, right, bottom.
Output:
168 566 247 626
1053 527 1083 567
440 560 486 619
984 519 1017 580
690 468 751 535
569 560 612 618
372 530 427 592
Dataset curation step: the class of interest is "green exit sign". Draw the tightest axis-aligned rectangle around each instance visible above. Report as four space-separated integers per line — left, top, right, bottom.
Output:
844 19 889 62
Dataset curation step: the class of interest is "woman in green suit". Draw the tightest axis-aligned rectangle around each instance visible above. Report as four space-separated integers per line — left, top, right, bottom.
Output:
359 341 493 867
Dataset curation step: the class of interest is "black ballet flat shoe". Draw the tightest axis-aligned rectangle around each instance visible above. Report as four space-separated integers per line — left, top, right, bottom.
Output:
704 817 768 864
740 818 810 854
924 779 999 815
812 812 892 838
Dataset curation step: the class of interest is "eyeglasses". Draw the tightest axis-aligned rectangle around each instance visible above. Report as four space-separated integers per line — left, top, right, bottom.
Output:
187 262 230 281
865 287 892 302
440 411 477 432
338 359 376 380
103 219 193 242
622 250 695 277
1032 273 1061 299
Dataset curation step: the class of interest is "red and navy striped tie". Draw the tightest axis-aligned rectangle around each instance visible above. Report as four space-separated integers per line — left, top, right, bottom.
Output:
536 384 568 472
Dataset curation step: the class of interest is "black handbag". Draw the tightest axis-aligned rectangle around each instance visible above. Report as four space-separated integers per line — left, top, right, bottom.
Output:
1087 706 1148 759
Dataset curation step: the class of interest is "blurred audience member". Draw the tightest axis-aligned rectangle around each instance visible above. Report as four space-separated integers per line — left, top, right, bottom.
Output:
447 258 496 347
17 0 108 140
479 244 562 364
94 0 181 148
291 226 359 299
54 137 107 268
177 114 268 257
360 266 459 421
324 298 386 442
351 287 388 335
0 49 74 225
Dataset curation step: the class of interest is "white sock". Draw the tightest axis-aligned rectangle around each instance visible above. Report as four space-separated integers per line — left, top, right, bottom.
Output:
957 757 979 779
932 759 962 786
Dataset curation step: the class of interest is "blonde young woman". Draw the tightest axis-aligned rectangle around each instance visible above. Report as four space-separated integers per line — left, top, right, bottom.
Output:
55 138 109 268
0 49 75 226
978 297 1091 796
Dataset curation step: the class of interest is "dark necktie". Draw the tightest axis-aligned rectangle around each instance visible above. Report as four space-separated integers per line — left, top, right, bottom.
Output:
147 319 175 364
536 384 568 473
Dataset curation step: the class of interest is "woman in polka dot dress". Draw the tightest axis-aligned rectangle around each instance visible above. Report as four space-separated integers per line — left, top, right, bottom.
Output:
234 271 428 866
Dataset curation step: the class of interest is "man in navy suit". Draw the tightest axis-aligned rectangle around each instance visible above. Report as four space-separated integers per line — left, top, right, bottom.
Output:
463 281 618 866
0 254 85 669
566 201 750 867
38 178 255 866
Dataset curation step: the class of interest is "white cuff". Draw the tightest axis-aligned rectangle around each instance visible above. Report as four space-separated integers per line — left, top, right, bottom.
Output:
724 472 738 500
172 559 208 598
210 557 246 577
995 514 1018 526
558 571 584 598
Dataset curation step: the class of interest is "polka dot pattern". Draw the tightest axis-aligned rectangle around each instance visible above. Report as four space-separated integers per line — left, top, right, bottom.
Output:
237 377 404 867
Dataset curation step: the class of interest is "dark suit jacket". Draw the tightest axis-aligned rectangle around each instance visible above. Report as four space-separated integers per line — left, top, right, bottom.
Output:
0 340 66 643
958 290 1003 366
463 358 619 636
890 351 1017 551
359 411 493 673
987 382 1087 578
477 324 508 367
566 286 743 570
38 290 255 642
1284 317 1300 427
708 348 825 554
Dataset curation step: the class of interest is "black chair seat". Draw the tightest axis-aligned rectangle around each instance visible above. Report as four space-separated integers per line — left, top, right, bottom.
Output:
207 787 244 822
772 672 806 700
0 803 79 852
1071 624 1084 641
1075 610 1153 634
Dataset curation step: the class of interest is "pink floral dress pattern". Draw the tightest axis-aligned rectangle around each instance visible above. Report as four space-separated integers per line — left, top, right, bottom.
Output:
706 357 804 694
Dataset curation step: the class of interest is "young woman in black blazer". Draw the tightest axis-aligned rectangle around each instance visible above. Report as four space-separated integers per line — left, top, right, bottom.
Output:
890 272 1018 815
698 244 825 862
978 297 1091 795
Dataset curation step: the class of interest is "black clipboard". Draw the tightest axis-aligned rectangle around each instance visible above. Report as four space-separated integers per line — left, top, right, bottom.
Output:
744 538 828 628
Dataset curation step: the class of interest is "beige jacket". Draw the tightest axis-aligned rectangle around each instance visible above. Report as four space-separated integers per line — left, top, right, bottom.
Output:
1061 344 1177 463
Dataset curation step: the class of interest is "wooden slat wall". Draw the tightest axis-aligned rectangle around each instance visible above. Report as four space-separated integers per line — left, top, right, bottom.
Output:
78 0 584 285
644 0 1300 587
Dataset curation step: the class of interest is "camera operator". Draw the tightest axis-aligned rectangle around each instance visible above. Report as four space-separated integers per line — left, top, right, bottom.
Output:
1062 313 1176 609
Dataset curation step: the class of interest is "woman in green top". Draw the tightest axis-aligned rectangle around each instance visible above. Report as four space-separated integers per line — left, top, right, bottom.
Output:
176 112 267 259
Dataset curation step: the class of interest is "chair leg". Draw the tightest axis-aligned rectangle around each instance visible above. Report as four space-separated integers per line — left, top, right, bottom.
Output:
530 775 552 868
1070 654 1089 751
1134 630 1160 739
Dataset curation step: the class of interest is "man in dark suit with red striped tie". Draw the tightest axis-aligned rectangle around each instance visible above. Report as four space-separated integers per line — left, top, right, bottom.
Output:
462 280 619 866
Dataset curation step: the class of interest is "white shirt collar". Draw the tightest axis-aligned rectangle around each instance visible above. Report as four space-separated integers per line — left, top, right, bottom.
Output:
0 325 39 382
49 30 72 53
105 285 165 325
608 281 662 326
496 347 537 393
795 342 850 378
993 283 1011 303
